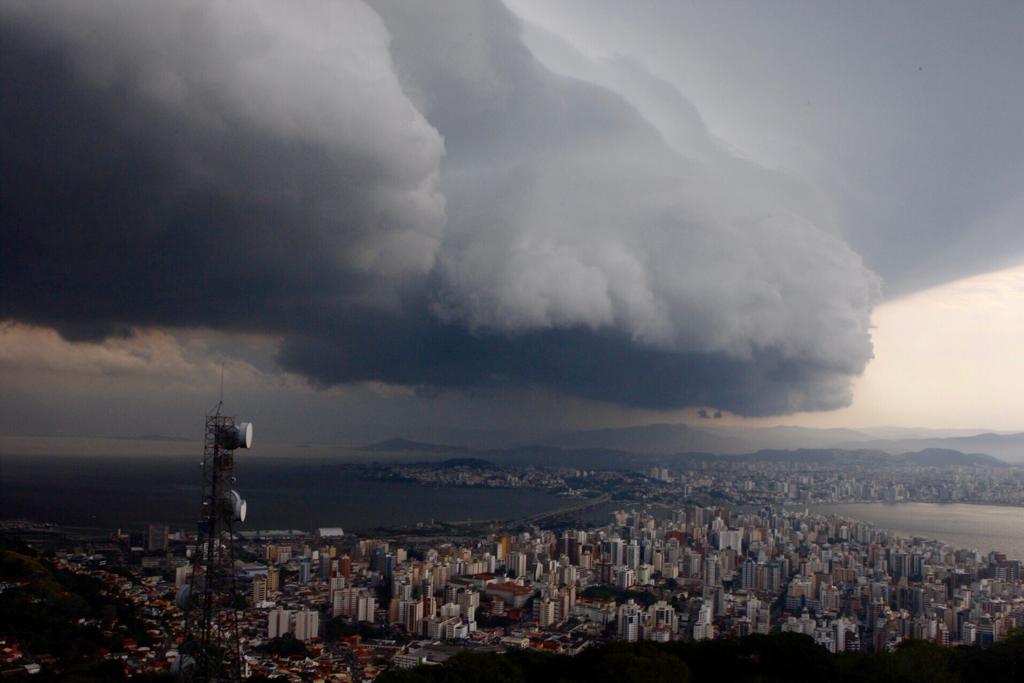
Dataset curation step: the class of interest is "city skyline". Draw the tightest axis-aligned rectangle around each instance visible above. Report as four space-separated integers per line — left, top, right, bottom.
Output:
4 3 1024 678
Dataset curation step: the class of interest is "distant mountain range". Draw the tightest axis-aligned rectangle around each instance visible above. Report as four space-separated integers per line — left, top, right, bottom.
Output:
540 423 881 455
894 448 1006 467
358 422 1024 463
539 423 749 454
835 433 1024 463
358 437 469 454
729 447 1004 468
532 423 1024 462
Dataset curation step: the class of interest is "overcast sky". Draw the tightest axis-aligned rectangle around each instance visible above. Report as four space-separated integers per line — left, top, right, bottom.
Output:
2 0 1023 445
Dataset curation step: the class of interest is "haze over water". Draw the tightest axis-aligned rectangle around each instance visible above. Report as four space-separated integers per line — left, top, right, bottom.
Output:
4 453 1023 562
814 502 1024 560
0 454 569 533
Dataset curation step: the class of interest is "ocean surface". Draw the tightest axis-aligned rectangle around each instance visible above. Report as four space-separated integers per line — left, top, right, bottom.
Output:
5 454 1023 558
812 502 1024 560
0 454 571 533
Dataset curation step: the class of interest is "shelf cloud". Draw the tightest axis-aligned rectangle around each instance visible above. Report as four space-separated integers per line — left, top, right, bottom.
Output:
1 0 880 416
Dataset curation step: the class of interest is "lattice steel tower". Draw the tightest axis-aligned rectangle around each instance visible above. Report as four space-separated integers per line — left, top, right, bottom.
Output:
177 408 252 682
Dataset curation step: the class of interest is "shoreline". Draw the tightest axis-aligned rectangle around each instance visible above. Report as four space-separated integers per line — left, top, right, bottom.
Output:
807 501 1024 561
807 499 1024 509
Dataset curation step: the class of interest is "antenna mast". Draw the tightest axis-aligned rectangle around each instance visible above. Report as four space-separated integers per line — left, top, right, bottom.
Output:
177 404 252 682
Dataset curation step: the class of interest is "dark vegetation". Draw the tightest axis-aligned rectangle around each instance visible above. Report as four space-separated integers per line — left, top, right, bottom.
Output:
378 631 1024 683
474 613 516 630
581 585 657 606
326 616 410 643
0 535 170 682
254 633 309 657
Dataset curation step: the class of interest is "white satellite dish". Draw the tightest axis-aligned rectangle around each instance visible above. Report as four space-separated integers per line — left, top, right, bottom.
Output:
216 421 253 449
170 654 195 675
229 489 247 523
175 584 191 609
236 422 253 449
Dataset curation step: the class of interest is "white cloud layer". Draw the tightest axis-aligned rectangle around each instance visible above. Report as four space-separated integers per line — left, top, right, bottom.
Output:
375 0 878 370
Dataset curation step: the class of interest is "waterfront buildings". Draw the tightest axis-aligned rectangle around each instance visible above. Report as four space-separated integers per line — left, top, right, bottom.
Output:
7 488 1024 679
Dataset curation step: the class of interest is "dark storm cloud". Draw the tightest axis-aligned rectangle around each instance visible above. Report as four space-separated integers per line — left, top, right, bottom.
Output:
276 311 857 415
1 0 878 415
0 0 446 338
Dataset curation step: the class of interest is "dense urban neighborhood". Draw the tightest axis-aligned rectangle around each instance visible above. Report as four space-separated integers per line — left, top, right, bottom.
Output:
4 452 1023 681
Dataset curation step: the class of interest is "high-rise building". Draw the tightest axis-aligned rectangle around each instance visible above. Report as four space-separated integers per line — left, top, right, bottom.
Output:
646 600 677 638
268 609 292 639
624 541 640 570
614 566 636 589
267 567 280 593
693 603 714 641
333 587 377 622
331 589 348 618
422 595 437 619
535 598 557 627
320 554 332 580
357 594 377 623
607 539 624 566
252 575 268 605
497 535 511 561
741 559 758 590
399 599 424 633
554 585 575 622
507 551 528 579
293 609 320 642
704 555 721 587
147 524 168 552
175 564 193 588
765 560 784 593
718 528 743 551
457 589 479 621
558 564 577 587
617 600 642 642
834 617 847 651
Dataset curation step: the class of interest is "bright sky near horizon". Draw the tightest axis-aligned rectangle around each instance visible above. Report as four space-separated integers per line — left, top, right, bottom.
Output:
3 264 1023 439
757 263 1024 431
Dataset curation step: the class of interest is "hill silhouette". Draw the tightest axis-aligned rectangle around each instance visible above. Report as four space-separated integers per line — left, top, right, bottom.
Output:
378 631 1024 683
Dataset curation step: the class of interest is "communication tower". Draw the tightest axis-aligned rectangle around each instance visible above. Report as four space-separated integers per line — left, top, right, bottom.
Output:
176 407 252 681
